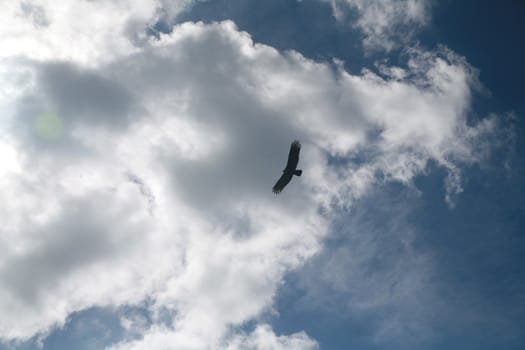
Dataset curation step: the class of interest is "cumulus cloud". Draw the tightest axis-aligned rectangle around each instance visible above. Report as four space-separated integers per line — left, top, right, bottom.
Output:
0 2 499 348
0 0 196 64
323 0 431 51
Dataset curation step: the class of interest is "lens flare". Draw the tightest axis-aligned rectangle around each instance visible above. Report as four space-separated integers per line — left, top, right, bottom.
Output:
34 112 63 139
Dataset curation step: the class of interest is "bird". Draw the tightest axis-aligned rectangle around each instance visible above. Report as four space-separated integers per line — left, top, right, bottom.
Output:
272 140 302 194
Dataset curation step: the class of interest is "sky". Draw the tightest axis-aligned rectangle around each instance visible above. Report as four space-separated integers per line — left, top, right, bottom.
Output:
0 1 523 349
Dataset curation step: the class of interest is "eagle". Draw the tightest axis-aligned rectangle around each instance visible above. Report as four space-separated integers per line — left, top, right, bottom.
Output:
272 140 302 194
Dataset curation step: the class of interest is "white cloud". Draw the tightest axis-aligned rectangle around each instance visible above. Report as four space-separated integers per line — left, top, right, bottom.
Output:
323 0 431 51
0 4 498 348
109 324 319 350
224 325 318 350
0 0 196 65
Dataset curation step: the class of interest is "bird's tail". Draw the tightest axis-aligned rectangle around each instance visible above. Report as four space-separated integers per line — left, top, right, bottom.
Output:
294 170 302 176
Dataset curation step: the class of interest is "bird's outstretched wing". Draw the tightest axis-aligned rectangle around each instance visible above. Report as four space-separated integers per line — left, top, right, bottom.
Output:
272 171 293 194
284 140 301 172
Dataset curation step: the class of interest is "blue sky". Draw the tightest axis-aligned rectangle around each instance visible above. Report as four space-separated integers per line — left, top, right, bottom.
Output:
0 1 523 349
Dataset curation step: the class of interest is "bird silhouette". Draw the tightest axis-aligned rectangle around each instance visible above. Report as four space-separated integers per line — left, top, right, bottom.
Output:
272 140 302 194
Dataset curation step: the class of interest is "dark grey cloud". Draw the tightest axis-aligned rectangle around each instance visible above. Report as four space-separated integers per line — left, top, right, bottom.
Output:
37 62 135 127
0 193 145 306
9 60 141 162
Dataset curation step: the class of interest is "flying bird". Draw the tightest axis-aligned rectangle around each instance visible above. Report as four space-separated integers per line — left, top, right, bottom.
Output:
272 140 302 194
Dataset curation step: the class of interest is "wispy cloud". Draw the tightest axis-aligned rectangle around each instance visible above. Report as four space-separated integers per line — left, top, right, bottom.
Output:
323 0 431 51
